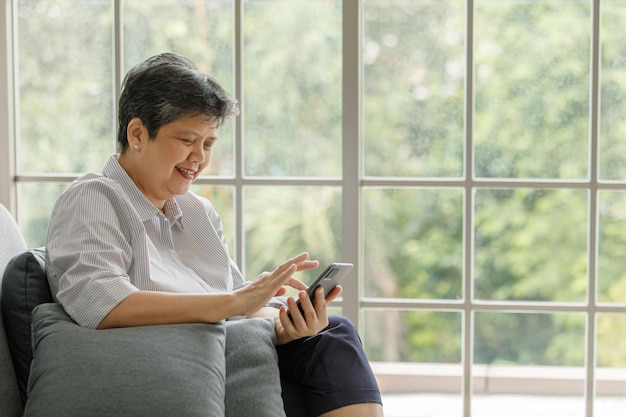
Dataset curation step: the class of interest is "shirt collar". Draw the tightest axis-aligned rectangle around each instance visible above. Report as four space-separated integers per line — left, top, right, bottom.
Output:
102 154 184 225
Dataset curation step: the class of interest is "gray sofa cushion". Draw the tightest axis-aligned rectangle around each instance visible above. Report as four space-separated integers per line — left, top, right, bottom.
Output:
1 248 51 403
224 318 286 417
25 303 227 417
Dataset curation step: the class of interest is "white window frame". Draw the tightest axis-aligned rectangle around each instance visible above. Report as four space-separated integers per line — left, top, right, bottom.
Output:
1 0 15 212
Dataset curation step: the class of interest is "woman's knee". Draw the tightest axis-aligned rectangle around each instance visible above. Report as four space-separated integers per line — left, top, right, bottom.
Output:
326 315 361 342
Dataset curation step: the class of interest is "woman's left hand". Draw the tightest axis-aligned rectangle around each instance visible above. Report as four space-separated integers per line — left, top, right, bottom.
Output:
274 285 342 345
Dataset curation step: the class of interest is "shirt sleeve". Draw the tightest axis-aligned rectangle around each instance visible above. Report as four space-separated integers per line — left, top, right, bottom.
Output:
46 178 140 328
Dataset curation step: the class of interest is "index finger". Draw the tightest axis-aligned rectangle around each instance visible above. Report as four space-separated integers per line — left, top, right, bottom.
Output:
273 253 310 275
282 252 310 267
286 277 308 291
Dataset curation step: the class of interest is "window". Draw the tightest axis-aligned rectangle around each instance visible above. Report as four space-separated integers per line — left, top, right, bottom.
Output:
3 1 626 416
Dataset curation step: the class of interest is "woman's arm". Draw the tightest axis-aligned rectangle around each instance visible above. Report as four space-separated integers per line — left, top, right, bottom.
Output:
97 291 239 329
98 253 314 329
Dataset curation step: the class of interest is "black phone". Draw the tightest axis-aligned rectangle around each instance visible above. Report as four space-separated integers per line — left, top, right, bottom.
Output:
289 262 354 318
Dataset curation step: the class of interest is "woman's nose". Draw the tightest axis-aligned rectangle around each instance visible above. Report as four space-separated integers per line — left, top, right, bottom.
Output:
190 142 206 164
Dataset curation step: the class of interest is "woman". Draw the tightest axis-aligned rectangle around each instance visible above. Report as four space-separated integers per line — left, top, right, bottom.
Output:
45 53 383 417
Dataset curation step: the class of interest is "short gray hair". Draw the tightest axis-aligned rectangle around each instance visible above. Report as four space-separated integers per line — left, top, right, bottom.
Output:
117 53 239 152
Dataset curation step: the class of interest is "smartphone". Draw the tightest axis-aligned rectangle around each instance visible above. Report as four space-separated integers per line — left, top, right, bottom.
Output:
289 262 354 318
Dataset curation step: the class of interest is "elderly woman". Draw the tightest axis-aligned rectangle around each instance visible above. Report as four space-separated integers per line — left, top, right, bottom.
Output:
45 53 383 417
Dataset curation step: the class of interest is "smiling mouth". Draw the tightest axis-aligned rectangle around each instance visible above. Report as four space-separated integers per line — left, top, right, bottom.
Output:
175 166 195 176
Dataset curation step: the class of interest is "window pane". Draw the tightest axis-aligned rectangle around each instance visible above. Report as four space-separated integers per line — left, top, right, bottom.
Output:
599 2 626 181
363 0 465 178
596 314 626 417
596 313 626 369
244 186 341 283
364 310 462 417
191 184 235 258
363 188 463 299
243 0 342 177
17 182 69 247
474 189 587 302
124 0 235 176
597 191 626 304
364 310 462 363
17 0 113 174
473 312 586 417
474 312 586 366
474 0 590 179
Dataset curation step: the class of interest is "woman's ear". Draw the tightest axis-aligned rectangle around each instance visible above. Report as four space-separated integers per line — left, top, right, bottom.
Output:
127 117 147 148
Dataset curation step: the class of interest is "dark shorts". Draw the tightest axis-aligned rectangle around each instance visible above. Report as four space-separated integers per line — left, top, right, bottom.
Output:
277 315 382 416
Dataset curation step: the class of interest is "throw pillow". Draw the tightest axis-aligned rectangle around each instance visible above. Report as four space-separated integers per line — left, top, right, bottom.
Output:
1 248 51 403
25 303 226 417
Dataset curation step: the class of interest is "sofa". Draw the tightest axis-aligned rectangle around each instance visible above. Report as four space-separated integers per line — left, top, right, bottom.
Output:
0 203 26 416
0 204 311 417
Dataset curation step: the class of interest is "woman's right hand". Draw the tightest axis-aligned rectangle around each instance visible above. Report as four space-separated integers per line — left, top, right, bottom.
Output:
234 252 318 317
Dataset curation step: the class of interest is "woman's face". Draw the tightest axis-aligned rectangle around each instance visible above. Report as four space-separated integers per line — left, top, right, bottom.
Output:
127 114 218 210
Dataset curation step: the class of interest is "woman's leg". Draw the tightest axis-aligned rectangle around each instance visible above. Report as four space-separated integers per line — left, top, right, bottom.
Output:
277 315 383 417
320 403 384 417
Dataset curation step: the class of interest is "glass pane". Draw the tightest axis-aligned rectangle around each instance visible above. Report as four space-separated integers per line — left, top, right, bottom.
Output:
473 312 586 417
474 312 586 366
599 1 626 181
191 184 235 258
124 0 235 177
363 188 463 299
17 0 114 174
474 189 587 302
17 182 69 247
364 310 462 417
243 0 342 177
244 186 341 285
597 191 626 304
363 0 465 178
596 314 626 417
474 0 590 179
364 310 462 362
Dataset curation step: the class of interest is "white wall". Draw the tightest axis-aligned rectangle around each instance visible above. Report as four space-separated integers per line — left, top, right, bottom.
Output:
0 0 15 212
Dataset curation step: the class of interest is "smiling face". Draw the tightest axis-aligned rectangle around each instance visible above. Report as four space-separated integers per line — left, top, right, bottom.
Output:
119 114 218 211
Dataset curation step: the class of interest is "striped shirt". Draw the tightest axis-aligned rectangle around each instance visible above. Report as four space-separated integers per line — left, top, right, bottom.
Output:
45 154 248 329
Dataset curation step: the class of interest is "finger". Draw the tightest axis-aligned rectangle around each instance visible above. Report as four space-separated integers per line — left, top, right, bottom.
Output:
257 271 271 280
313 287 329 327
276 264 298 285
280 252 309 269
274 286 287 297
259 264 296 289
313 286 326 308
286 277 308 291
298 290 318 322
294 259 319 272
287 295 307 326
279 305 297 334
272 253 309 278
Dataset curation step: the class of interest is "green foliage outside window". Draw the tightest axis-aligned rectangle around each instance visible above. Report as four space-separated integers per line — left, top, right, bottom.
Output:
13 0 626 370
